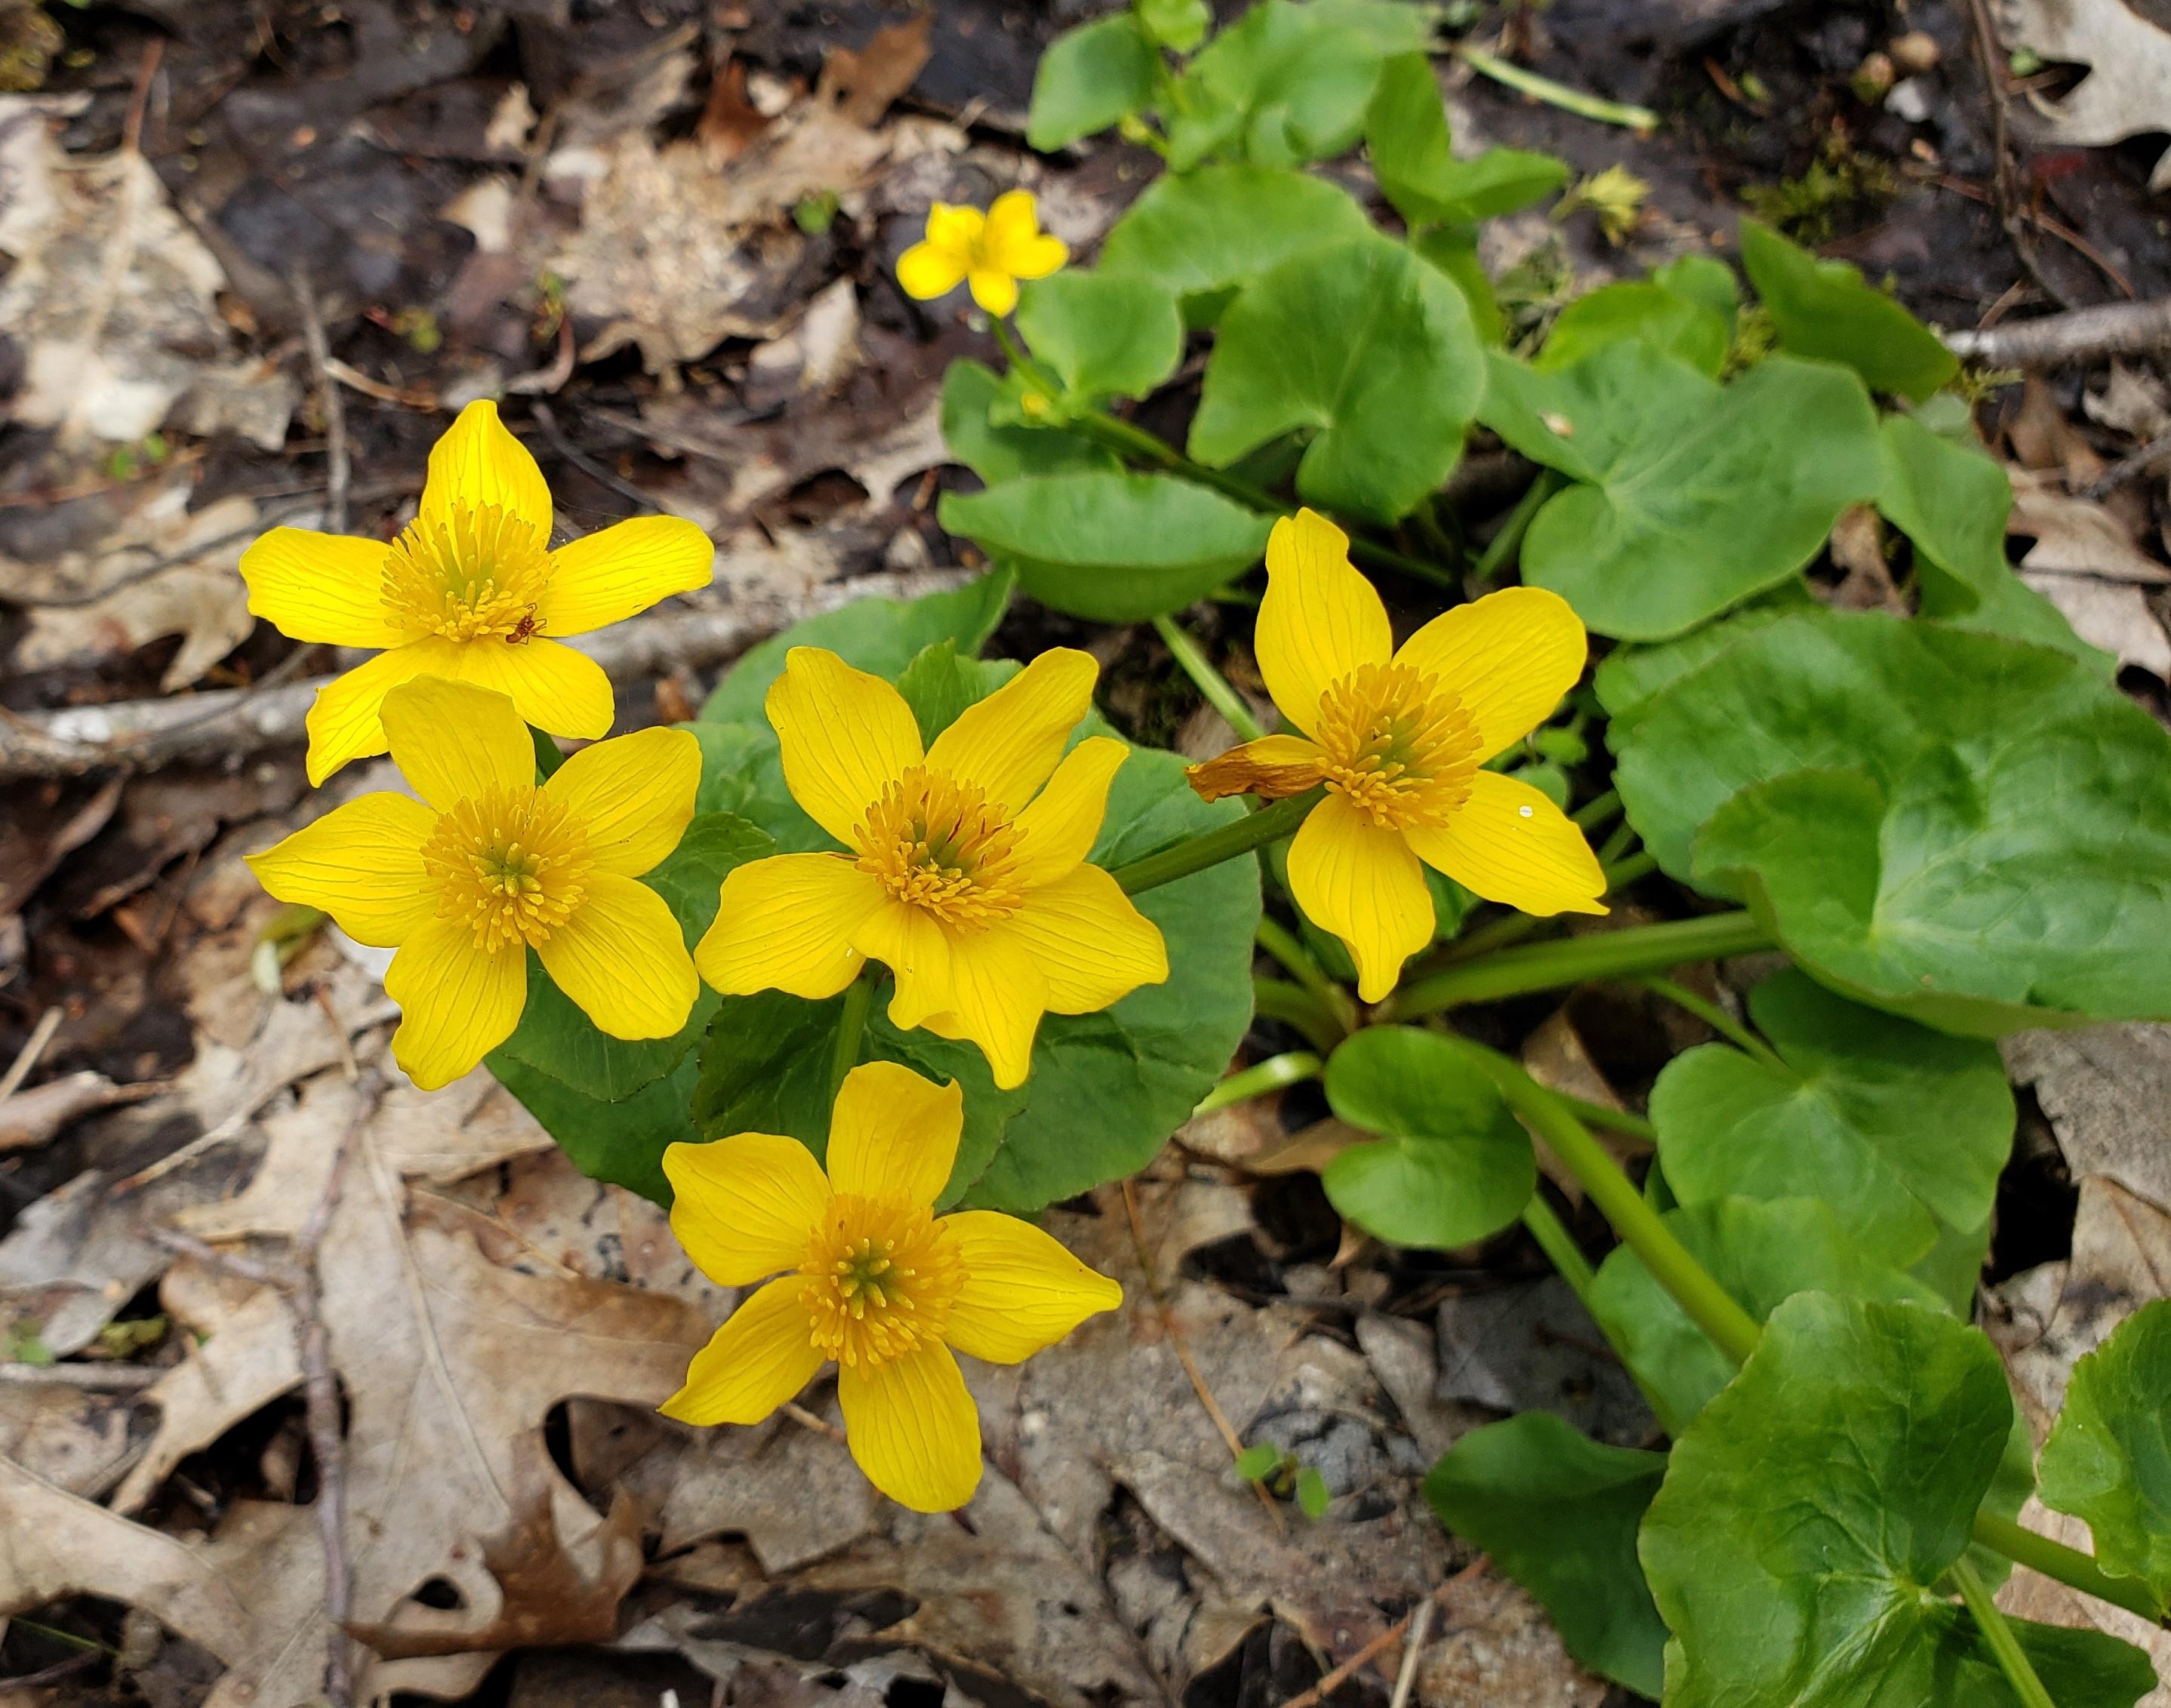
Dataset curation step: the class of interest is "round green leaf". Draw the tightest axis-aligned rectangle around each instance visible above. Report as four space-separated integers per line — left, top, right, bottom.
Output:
1591 579 1820 726
938 472 1273 623
1366 52 1566 227
2040 1298 2171 1615
941 360 1119 487
1740 218 1960 404
1424 1413 1669 1698
491 1051 699 1208
1649 971 2013 1266
1643 1294 2158 1708
1027 13 1157 150
1015 272 1184 408
1190 232 1483 522
1537 282 1729 378
1614 610 2171 1031
1318 1026 1535 1248
1480 343 1883 639
1652 252 1738 336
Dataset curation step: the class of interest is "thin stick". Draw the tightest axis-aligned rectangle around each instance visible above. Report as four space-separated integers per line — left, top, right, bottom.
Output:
0 1010 63 1103
2083 430 2171 500
290 271 350 534
783 1401 847 1445
1386 1596 1436 1708
1276 1562 1487 1708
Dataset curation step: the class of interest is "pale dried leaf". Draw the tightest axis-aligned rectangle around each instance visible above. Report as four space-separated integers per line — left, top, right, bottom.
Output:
1999 0 2171 189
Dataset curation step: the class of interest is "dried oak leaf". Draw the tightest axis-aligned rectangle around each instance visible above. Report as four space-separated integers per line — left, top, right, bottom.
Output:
1999 0 2171 189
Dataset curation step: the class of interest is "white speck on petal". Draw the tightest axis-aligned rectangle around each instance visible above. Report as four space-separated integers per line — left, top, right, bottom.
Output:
1518 805 1534 818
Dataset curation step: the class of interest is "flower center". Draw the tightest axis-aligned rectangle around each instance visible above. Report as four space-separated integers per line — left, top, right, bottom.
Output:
1313 662 1482 830
798 1193 965 1369
380 501 553 644
852 765 1027 929
419 783 594 952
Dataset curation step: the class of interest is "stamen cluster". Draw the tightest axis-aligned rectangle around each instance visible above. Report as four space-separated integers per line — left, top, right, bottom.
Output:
380 501 553 643
797 1193 966 1368
853 766 1027 928
420 784 594 952
1312 662 1482 831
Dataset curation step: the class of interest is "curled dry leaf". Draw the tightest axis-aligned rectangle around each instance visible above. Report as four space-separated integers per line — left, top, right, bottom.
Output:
1998 0 2171 189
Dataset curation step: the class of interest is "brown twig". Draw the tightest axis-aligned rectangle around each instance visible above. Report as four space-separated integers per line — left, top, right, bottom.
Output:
1910 170 2136 302
527 402 660 516
1960 0 2075 310
291 271 350 535
1386 1595 1436 1708
0 1009 63 1103
2083 430 2171 500
1942 297 2171 368
1276 1561 1489 1708
783 1400 848 1445
121 36 164 156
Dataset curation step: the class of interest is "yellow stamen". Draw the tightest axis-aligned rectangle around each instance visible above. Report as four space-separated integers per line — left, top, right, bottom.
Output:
380 500 553 644
797 1193 965 1369
852 765 1027 929
1312 662 1481 830
419 783 593 952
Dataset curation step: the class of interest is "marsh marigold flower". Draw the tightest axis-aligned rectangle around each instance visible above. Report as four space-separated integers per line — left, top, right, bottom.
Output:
247 677 701 1090
895 189 1067 317
1190 509 1606 1000
663 1059 1121 1511
694 646 1166 1089
241 400 713 785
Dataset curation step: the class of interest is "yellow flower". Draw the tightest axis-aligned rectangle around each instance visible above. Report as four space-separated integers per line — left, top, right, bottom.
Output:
1189 509 1606 1001
895 190 1068 317
246 677 702 1091
694 646 1167 1090
662 1059 1121 1512
240 399 714 786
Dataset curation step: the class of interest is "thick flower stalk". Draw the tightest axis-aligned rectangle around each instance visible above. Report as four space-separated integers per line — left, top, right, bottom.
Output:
247 677 701 1089
696 646 1167 1089
895 189 1067 316
1190 509 1606 1000
663 1059 1122 1512
240 399 714 784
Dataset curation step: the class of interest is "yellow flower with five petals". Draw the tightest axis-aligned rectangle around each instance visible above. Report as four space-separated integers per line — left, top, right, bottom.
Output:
662 1058 1122 1513
1189 509 1606 1000
895 189 1067 317
694 646 1167 1089
240 399 714 785
246 677 701 1090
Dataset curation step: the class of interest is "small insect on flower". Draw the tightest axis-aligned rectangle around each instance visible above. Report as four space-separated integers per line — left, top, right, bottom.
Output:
245 678 702 1091
694 646 1169 1089
663 1060 1122 1513
239 399 715 785
895 189 1068 317
1187 509 1606 1001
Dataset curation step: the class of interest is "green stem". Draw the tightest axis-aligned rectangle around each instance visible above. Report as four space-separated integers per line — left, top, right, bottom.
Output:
991 315 1062 396
1597 816 1640 866
1455 44 1660 130
1471 470 1562 580
1196 1050 1322 1116
1113 788 1323 895
1252 977 1346 1054
830 966 879 1097
1952 1556 2060 1708
1255 917 1358 1039
1378 911 1775 1023
1154 614 1267 742
1520 1193 1596 1301
1642 975 1786 1073
1971 1511 2166 1626
1571 789 1622 832
1602 849 1658 891
1557 1091 1656 1144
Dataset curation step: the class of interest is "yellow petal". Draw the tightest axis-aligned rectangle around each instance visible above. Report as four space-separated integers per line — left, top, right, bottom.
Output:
660 1279 824 1426
445 634 614 743
1004 235 1068 281
897 239 968 302
1405 771 1609 919
421 399 553 536
244 793 436 947
544 725 701 876
383 916 528 1091
1186 733 1329 804
539 515 714 638
660 1137 829 1285
968 269 1020 317
767 647 924 846
1286 792 1433 1003
536 871 698 1040
1393 587 1587 762
996 864 1167 1014
837 1341 982 1513
1009 735 1129 886
1257 509 1392 737
697 854 881 999
664 1130 830 1286
925 648 1097 814
303 638 463 786
379 676 534 809
916 928 1047 1091
826 1060 962 1208
239 528 410 648
854 901 955 1032
941 1211 1122 1363
924 202 985 253
987 191 1067 280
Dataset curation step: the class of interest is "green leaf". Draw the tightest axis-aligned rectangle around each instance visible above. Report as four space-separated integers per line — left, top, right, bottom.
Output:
1319 1026 1535 1248
1136 0 1210 53
2040 1298 2171 1615
1028 12 1159 150
1738 217 1960 404
1190 232 1483 522
491 1049 699 1207
1295 1463 1332 1518
1641 1292 2157 1708
1366 54 1569 228
895 641 1018 747
1015 272 1184 411
938 472 1273 623
1234 1441 1283 1481
1424 1414 1669 1697
941 359 1119 486
1589 1196 1948 1431
699 568 1012 724
1538 282 1729 378
1648 969 2013 1266
1877 412 2108 673
1616 609 2171 1032
1098 164 1375 322
529 726 565 778
1480 343 1883 639
1410 224 1503 345
1651 252 1738 337
1591 580 1820 725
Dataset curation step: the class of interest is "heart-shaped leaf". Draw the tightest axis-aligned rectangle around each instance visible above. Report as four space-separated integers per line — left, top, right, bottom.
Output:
941 360 1119 486
1015 272 1184 410
2039 1298 2171 1615
1366 53 1566 226
1740 218 1959 403
1537 282 1729 377
1027 12 1158 149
